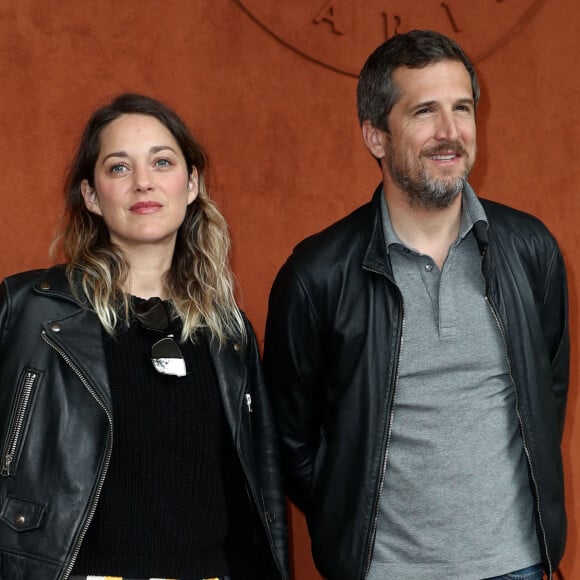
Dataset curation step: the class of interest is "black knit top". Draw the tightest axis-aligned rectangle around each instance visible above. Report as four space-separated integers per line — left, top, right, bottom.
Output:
72 300 229 578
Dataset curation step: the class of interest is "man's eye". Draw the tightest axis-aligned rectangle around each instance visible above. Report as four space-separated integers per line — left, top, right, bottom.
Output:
456 104 474 114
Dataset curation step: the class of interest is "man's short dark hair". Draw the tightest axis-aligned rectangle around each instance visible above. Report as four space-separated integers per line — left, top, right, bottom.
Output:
357 30 480 131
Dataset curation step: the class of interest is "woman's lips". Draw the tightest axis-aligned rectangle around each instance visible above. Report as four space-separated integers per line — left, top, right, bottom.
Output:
130 201 162 214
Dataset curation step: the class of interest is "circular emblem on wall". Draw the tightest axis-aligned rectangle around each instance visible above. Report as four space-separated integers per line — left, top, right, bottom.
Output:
235 0 544 76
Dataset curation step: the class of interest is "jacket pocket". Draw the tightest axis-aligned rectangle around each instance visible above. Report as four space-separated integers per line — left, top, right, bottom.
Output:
0 495 46 531
1 369 42 477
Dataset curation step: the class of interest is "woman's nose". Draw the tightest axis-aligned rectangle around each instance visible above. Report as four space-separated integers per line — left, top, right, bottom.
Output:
132 165 154 191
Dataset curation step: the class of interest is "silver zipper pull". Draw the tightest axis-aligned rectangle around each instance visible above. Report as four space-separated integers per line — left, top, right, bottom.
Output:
1 454 13 477
245 393 252 413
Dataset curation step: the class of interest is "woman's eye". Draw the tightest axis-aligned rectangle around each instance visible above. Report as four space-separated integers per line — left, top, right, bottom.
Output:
110 163 128 174
155 158 172 168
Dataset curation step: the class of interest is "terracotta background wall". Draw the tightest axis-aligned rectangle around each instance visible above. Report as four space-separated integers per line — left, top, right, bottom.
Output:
0 1 578 578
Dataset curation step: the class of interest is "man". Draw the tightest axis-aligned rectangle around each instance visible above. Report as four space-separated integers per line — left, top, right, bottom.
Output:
264 30 568 580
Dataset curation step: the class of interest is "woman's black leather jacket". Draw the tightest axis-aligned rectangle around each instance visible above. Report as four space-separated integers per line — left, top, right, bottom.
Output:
264 187 569 580
0 265 288 580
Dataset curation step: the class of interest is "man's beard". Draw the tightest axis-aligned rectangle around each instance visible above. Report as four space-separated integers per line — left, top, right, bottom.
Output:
388 141 473 210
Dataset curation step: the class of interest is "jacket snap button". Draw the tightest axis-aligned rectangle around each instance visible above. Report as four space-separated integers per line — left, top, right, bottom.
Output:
233 343 241 352
39 281 50 290
15 514 26 526
50 322 62 332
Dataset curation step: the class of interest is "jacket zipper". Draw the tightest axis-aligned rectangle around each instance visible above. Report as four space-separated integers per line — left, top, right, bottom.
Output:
481 258 553 579
236 385 285 578
41 330 114 580
362 268 405 579
1 370 40 477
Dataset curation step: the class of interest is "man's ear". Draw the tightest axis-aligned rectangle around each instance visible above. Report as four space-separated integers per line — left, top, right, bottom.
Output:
81 180 102 216
361 121 388 160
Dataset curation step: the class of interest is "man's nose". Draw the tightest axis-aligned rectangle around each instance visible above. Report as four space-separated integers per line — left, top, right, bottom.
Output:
434 111 460 142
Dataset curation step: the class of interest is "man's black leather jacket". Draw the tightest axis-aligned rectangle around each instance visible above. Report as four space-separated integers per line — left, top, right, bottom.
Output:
264 187 569 580
0 266 288 580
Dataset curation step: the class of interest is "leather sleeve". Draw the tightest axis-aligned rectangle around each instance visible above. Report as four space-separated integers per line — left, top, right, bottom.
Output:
263 256 324 514
541 245 570 442
244 317 290 579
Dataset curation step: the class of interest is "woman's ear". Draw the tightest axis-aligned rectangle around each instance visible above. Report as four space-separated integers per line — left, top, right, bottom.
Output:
187 168 199 204
81 180 102 215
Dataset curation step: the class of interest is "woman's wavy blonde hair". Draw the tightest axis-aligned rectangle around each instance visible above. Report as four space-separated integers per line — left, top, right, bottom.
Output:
52 93 245 345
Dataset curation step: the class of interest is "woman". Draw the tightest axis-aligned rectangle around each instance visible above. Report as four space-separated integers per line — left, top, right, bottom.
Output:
0 94 288 580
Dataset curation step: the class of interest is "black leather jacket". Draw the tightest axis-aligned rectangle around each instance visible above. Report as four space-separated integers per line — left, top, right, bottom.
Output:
0 266 288 580
264 187 569 580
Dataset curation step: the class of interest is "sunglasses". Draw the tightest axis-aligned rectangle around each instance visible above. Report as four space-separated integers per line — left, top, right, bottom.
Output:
134 297 187 377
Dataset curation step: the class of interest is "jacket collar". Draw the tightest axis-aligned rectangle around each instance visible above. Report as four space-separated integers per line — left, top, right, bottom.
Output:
33 265 87 306
362 185 393 279
362 184 491 277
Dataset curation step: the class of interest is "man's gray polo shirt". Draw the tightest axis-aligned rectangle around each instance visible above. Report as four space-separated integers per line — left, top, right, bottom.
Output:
367 184 540 579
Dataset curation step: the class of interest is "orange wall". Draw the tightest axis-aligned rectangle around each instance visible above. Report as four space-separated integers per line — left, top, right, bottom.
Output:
0 1 579 578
